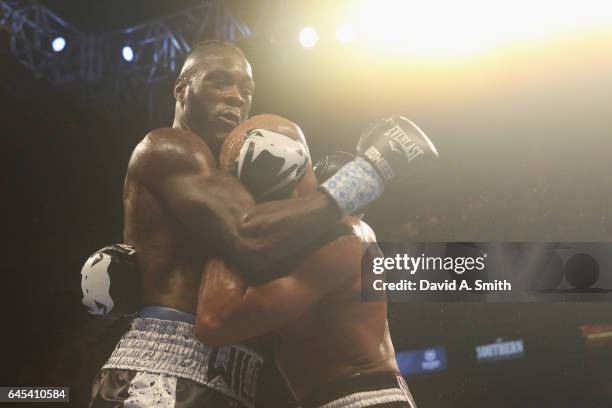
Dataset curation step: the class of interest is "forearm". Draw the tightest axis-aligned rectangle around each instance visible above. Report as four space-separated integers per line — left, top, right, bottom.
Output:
195 260 273 346
195 237 360 347
233 191 339 279
161 170 339 280
196 292 275 347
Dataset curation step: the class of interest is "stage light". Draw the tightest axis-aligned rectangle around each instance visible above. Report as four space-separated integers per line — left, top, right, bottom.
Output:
299 27 319 48
51 37 66 52
336 23 355 44
350 0 612 58
122 46 134 62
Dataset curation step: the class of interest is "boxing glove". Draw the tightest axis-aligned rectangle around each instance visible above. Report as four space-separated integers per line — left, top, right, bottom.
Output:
320 116 439 216
313 151 355 183
81 244 140 318
235 128 309 201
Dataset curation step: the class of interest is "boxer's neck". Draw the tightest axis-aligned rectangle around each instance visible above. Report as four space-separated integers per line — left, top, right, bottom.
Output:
172 114 221 158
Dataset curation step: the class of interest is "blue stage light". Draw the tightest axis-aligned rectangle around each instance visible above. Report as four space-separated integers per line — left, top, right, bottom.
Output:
122 46 134 62
51 37 66 52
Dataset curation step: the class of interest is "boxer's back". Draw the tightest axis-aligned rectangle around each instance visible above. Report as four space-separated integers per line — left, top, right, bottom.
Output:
274 218 398 399
123 130 212 313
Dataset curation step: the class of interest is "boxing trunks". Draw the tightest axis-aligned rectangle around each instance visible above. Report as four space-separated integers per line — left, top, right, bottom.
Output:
89 306 263 408
300 372 417 408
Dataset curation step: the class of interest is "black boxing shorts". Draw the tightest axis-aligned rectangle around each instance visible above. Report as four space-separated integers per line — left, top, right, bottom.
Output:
299 372 417 408
89 307 263 408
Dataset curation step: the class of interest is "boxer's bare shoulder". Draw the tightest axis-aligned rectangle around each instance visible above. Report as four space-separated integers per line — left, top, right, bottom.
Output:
128 127 217 184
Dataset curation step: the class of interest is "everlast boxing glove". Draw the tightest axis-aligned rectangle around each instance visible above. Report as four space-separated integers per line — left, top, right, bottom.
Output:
320 116 439 216
80 244 139 318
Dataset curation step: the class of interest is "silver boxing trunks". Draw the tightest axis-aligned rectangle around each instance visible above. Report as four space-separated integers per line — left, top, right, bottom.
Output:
89 312 263 408
300 372 417 408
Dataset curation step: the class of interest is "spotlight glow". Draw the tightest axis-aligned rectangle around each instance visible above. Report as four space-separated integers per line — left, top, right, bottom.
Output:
122 46 134 62
350 0 612 57
299 27 319 48
51 37 66 52
336 23 355 43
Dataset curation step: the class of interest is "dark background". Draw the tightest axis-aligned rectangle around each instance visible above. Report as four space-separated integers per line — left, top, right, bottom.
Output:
3 1 612 407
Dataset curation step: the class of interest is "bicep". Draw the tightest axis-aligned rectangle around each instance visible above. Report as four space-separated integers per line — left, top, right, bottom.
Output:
159 171 250 240
133 132 255 251
195 236 361 345
197 260 321 342
241 274 321 326
240 236 363 329
197 259 247 326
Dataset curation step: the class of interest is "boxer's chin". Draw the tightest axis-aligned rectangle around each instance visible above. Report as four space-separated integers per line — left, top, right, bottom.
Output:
212 121 235 142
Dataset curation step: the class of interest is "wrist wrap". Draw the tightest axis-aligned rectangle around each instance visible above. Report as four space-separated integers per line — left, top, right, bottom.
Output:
319 157 384 216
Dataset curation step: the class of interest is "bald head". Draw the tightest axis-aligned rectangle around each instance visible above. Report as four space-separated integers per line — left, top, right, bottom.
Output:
179 40 248 82
173 40 254 153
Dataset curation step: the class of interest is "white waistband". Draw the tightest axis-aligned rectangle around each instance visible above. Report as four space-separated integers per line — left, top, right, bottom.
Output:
318 388 412 408
103 318 262 407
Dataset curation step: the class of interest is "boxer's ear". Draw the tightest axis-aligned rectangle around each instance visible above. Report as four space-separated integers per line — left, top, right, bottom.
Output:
174 77 188 104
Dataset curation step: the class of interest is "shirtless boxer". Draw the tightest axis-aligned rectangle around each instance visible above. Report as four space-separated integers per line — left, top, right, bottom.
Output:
86 39 438 408
194 133 417 408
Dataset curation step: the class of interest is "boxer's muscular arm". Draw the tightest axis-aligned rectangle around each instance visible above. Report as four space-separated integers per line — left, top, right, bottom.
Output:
131 128 338 278
194 236 363 347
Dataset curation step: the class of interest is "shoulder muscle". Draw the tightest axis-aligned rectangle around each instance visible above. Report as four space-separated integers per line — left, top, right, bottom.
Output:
129 128 217 186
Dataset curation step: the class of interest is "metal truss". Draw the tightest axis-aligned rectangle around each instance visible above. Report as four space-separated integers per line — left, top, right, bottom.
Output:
0 0 252 86
1 0 82 83
99 0 252 86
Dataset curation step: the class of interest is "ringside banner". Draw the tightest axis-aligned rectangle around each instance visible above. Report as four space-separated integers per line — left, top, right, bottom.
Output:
395 347 448 376
361 243 612 302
